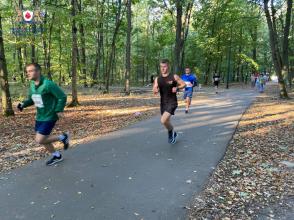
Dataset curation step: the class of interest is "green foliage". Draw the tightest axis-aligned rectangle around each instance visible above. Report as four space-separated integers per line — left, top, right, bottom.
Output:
0 0 279 87
238 53 259 71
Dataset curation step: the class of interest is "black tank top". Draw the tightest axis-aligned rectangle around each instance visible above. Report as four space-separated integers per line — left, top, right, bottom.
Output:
158 74 178 104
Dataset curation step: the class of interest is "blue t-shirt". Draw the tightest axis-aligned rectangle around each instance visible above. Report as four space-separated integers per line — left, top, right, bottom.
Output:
181 74 197 92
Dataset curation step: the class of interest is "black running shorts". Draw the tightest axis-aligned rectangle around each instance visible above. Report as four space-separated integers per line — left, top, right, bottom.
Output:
160 103 178 115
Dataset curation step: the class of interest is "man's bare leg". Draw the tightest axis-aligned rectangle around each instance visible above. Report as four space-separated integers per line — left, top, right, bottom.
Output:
161 111 173 131
35 133 59 145
160 111 177 144
35 133 59 153
185 97 191 112
35 133 64 165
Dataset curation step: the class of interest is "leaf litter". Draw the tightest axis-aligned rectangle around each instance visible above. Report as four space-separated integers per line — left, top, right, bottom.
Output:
189 85 294 219
0 93 160 173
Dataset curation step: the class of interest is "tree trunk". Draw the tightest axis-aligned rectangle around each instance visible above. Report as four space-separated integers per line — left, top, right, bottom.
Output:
180 1 193 69
142 58 145 86
125 0 131 95
251 24 258 62
42 9 55 80
16 0 24 83
226 26 233 89
92 0 105 86
58 25 62 86
0 15 14 116
204 9 217 85
174 0 183 74
282 0 293 86
31 0 37 63
17 47 24 83
78 0 87 87
68 0 80 107
204 61 211 85
237 28 243 82
105 0 123 93
264 0 288 98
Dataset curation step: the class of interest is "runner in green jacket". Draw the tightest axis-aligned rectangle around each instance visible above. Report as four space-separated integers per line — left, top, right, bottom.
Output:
17 63 69 166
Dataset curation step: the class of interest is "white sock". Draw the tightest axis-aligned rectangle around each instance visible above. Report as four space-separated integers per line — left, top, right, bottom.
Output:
52 151 61 157
58 134 65 141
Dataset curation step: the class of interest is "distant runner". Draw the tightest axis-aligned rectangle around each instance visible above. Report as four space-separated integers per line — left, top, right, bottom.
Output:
212 72 221 94
17 63 69 166
257 73 266 93
153 59 186 144
181 67 197 114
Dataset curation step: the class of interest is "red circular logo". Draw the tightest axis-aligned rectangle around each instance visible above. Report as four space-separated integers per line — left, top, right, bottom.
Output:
25 12 31 19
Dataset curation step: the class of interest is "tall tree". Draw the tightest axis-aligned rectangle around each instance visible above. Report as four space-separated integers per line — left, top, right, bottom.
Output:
163 0 194 74
31 0 38 63
105 0 124 93
68 0 80 106
0 14 14 116
281 0 292 87
125 0 131 95
174 0 183 74
42 5 56 80
93 0 105 87
263 0 291 98
78 0 87 87
16 0 25 83
180 1 193 69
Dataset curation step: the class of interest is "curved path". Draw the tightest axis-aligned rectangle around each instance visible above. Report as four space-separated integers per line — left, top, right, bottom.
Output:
0 88 256 220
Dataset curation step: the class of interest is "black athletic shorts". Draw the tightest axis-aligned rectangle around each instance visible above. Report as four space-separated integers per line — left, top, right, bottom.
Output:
160 103 178 115
214 81 219 87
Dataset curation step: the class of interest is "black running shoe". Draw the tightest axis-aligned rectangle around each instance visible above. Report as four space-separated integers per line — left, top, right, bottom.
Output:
46 155 63 166
185 110 188 114
61 133 70 150
170 131 178 144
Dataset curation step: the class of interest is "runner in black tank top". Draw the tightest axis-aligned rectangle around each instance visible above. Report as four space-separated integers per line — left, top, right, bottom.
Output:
158 73 178 115
153 59 186 144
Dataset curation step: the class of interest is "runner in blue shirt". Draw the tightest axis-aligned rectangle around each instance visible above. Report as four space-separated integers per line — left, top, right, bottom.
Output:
181 67 197 114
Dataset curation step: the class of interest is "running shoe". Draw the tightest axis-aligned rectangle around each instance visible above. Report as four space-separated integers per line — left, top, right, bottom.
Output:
170 131 178 144
46 155 63 166
61 132 70 150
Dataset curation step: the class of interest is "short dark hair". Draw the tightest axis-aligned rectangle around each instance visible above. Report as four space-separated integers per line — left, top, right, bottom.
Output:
160 59 170 65
25 63 41 72
185 67 191 69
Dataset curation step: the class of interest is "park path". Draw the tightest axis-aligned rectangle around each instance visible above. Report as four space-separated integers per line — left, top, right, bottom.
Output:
0 88 256 220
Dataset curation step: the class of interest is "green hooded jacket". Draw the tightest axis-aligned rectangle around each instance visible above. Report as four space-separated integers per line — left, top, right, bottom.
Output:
22 76 67 121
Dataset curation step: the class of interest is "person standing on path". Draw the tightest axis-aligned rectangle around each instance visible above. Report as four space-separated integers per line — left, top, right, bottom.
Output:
212 72 221 94
251 73 256 88
258 73 266 93
153 59 186 144
181 67 197 114
17 63 69 166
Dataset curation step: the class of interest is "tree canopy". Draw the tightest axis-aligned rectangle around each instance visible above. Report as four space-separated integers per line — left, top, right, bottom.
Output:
0 0 293 115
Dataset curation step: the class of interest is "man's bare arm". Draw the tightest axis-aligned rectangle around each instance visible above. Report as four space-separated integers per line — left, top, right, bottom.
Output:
153 77 159 95
174 74 186 89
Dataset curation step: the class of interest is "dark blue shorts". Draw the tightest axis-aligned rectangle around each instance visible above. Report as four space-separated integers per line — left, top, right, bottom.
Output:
35 120 57 135
183 90 193 99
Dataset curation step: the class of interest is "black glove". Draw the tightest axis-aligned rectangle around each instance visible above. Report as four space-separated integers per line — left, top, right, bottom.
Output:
17 103 24 112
